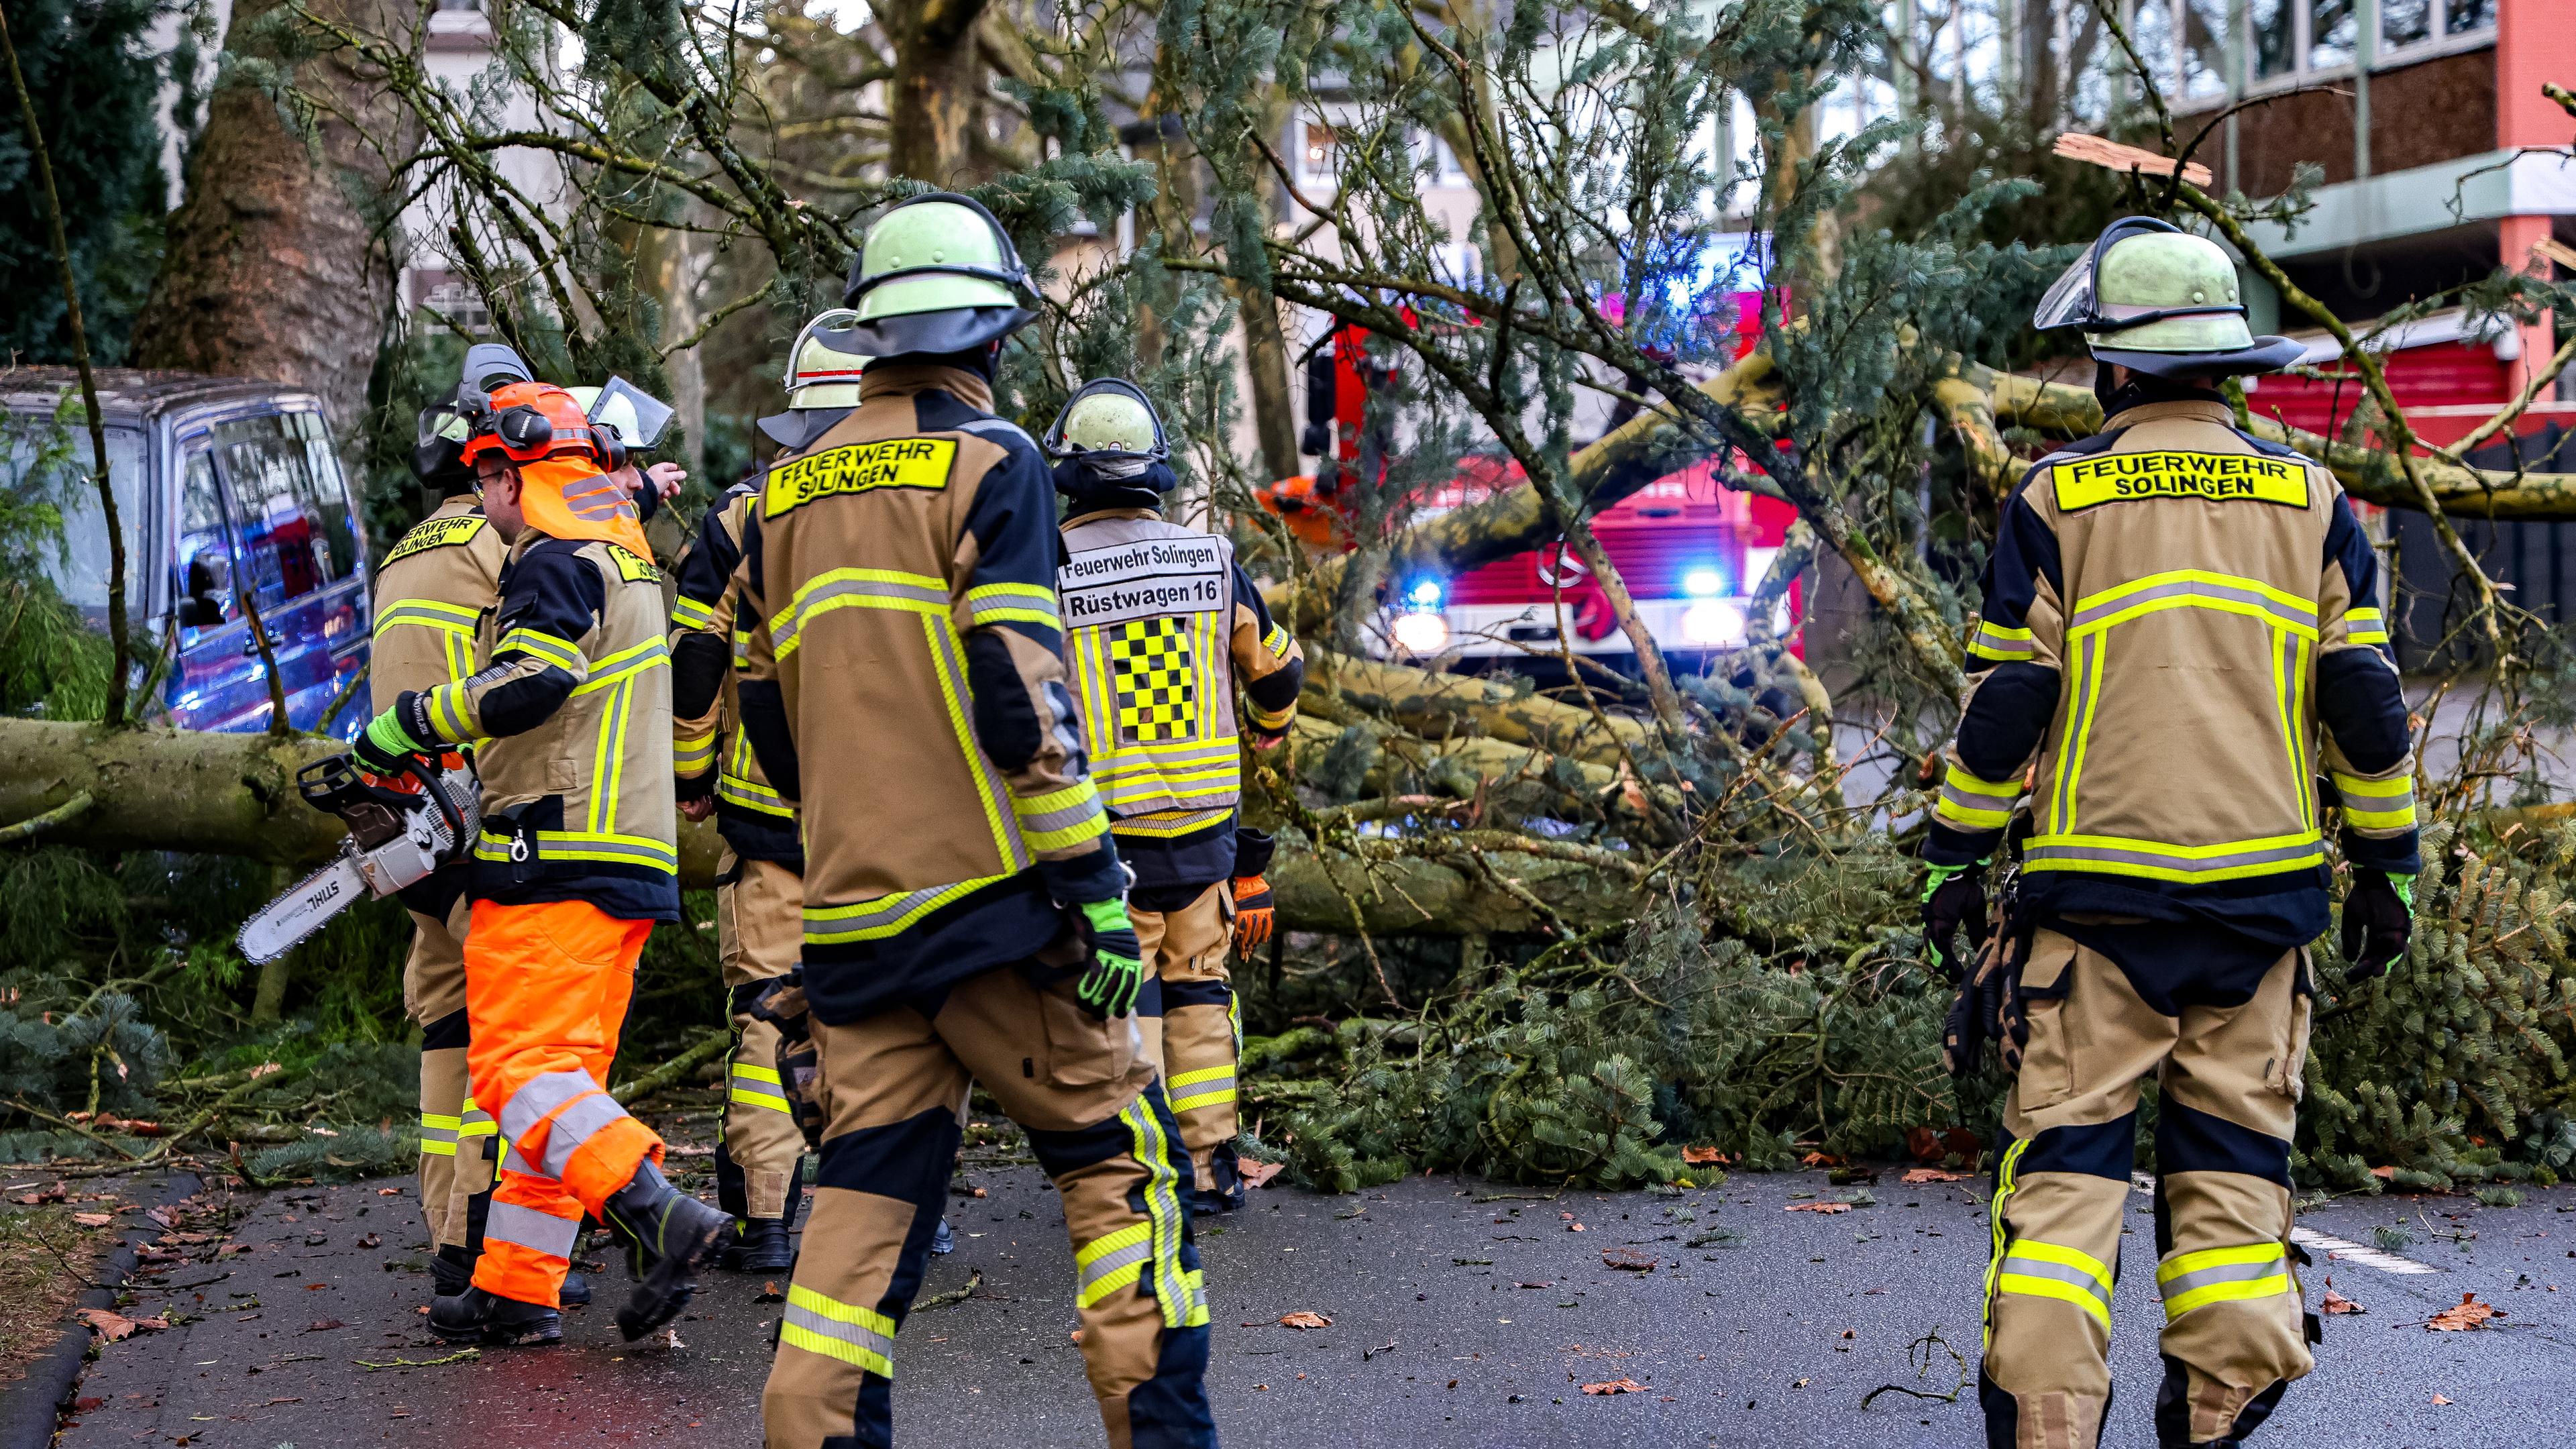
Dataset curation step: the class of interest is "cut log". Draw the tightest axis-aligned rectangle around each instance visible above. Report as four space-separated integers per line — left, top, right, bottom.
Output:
1313 653 1650 767
1269 840 1635 936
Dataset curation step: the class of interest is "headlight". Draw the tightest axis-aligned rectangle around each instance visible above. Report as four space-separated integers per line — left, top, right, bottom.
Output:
1681 600 1746 646
1392 610 1450 654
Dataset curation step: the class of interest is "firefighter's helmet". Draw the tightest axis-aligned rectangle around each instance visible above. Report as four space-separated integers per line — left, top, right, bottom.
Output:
841 193 1036 360
2035 217 2303 378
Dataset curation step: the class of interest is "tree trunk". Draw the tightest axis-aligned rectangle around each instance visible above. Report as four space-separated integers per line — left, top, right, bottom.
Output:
883 0 992 184
126 0 411 435
0 717 1611 934
1234 276 1299 482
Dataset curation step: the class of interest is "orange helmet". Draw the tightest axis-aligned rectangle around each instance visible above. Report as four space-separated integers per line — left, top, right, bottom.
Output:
460 381 621 470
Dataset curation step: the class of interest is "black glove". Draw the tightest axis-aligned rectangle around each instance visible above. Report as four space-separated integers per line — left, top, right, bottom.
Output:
1943 931 2031 1078
1920 861 1990 983
2340 871 2416 981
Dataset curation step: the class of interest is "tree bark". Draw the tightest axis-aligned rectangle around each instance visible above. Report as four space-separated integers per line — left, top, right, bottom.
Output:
883 0 993 184
127 0 413 435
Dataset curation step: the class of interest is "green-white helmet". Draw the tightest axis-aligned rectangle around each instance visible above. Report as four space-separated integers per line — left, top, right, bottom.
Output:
2035 217 2302 378
841 193 1036 360
1045 379 1167 464
759 309 874 449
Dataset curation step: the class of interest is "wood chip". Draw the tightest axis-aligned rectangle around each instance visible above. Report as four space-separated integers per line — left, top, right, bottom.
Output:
2051 131 2215 187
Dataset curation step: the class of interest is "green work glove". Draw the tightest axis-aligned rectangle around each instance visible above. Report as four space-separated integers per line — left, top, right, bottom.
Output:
1074 897 1145 1019
353 695 439 777
1919 859 1990 984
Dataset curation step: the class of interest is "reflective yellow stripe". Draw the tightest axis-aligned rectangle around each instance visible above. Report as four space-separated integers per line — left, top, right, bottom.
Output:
424 678 480 743
2332 771 2416 830
473 829 679 872
1012 781 1108 852
920 614 1027 870
1075 1221 1152 1307
718 772 796 818
1262 622 1292 658
498 627 586 673
965 582 1061 629
1121 1099 1195 1328
2069 569 2318 639
671 595 716 630
780 1283 897 1377
1169 1086 1237 1114
730 1085 794 1114
1111 807 1233 840
572 637 669 696
674 730 717 774
770 567 951 661
1982 1137 2030 1352
1935 762 2022 832
1967 619 2037 662
2341 606 2387 645
2023 830 2324 883
804 873 1015 945
2157 1242 2292 1320
374 600 482 640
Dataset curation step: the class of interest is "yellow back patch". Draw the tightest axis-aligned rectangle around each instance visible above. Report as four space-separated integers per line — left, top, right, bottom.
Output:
2051 450 2310 511
383 513 486 566
607 544 663 584
765 437 957 518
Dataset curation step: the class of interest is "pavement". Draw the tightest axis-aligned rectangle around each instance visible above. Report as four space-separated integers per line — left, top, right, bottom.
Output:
42 1151 2576 1447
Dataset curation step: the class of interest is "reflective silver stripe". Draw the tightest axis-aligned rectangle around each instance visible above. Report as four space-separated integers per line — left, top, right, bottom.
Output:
1968 622 2036 659
1014 788 1106 838
2001 1253 2113 1309
539 1091 633 1179
804 876 1008 943
782 1284 898 1375
2024 837 2324 875
2157 1256 2288 1301
2070 577 2314 634
1077 1232 1154 1303
498 1069 598 1143
774 575 951 655
486 1200 580 1258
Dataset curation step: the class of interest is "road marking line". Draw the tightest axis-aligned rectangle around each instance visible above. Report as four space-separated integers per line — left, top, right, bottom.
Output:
2288 1227 2440 1277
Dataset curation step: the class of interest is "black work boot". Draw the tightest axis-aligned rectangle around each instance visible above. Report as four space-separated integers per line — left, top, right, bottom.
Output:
1183 1148 1246 1218
429 1286 562 1346
431 1244 474 1298
559 1269 592 1307
722 1217 795 1273
601 1159 731 1342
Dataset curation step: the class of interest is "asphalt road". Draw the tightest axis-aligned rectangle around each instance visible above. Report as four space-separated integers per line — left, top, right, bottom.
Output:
46 1157 2576 1447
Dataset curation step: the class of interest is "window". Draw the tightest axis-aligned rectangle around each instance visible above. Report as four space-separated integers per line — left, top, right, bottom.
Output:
0 414 146 626
2249 0 2295 80
2384 0 2495 52
2181 0 2229 98
2306 0 2357 68
174 447 238 639
211 412 358 612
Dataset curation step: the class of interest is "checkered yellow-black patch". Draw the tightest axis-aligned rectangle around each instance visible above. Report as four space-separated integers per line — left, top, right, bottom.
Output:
1112 616 1198 743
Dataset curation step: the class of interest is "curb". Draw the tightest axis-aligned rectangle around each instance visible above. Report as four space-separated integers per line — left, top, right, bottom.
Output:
0 1169 205 1449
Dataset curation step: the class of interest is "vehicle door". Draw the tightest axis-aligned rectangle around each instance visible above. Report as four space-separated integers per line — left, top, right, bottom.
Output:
207 410 369 734
161 437 278 731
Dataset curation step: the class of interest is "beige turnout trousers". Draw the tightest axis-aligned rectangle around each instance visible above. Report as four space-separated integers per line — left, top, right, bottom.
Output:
717 855 809 1220
1131 882 1238 1191
1982 928 2315 1448
404 890 491 1250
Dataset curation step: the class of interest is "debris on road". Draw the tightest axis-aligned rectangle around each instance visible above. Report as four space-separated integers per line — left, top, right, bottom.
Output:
2426 1293 2502 1331
1279 1311 1332 1330
1580 1378 1646 1395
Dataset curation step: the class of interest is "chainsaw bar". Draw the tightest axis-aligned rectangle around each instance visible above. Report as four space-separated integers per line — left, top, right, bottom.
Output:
236 853 370 965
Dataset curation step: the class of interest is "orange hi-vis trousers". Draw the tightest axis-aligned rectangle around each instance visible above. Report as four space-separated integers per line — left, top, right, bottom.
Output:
464 899 665 1308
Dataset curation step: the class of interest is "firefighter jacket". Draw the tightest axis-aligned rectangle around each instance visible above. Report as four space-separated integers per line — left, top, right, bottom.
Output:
370 495 505 706
670 482 808 868
394 527 681 923
1058 505 1304 890
1925 393 2418 949
733 363 1124 1026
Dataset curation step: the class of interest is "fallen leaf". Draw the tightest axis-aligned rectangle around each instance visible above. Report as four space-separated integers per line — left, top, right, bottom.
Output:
969 1187 987 1199
1279 1311 1333 1330
755 1281 785 1304
74 1309 137 1342
2321 1289 2365 1316
1901 1168 1966 1184
1785 1202 1853 1215
1069 1328 1084 1344
146 1208 175 1229
73 1398 101 1411
1240 1161 1285 1189
2428 1293 2502 1331
1800 1151 1842 1168
1600 1249 1657 1273
376 1188 401 1197
2369 1165 2396 1181
1680 1146 1727 1167
1581 1378 1646 1395
72 1213 112 1228
2431 1393 2453 1405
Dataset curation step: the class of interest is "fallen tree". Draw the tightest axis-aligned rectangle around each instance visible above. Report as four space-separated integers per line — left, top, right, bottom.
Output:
0 717 1625 935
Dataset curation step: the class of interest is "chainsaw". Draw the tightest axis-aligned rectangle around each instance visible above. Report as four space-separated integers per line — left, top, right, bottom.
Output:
235 753 479 965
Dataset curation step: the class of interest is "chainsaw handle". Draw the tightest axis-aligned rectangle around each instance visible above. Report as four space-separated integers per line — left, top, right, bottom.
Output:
297 753 468 853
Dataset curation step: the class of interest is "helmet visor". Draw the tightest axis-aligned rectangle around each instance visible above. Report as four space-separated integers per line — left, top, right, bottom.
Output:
2033 252 2100 331
588 376 674 450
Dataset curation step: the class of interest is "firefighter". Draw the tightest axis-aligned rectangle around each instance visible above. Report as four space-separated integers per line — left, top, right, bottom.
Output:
739 193 1216 1448
668 311 871 1273
1047 378 1303 1216
372 394 508 1299
356 365 731 1348
1923 217 2418 1448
